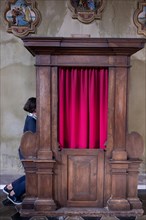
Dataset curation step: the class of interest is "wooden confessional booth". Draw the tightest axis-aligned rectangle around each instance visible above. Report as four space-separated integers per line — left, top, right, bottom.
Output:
20 37 146 219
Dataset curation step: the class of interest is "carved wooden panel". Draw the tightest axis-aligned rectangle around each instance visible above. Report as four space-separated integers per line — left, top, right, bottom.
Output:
68 155 98 201
61 149 104 207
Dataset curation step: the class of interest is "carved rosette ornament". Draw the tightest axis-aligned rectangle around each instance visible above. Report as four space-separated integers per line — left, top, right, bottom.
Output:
4 0 41 38
67 0 106 24
134 1 146 37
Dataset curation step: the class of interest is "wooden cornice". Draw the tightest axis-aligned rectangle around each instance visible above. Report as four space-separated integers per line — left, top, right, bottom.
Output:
22 37 146 56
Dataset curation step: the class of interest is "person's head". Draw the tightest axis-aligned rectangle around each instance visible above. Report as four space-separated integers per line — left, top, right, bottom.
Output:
23 97 36 113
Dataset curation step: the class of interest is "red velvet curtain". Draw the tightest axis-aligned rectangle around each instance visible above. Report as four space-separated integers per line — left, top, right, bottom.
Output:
58 67 108 149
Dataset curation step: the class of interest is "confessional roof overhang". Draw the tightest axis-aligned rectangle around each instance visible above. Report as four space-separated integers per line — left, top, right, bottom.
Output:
22 37 146 56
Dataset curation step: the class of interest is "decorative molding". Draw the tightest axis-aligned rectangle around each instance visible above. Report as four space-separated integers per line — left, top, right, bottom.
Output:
4 0 41 38
134 1 146 37
67 0 106 24
29 217 48 220
65 216 84 220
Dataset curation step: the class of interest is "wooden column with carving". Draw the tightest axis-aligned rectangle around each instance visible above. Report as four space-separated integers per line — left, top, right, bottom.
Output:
34 55 56 211
107 65 130 211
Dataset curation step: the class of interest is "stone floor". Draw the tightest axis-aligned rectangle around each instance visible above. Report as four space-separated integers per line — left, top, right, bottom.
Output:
0 174 146 220
0 189 146 220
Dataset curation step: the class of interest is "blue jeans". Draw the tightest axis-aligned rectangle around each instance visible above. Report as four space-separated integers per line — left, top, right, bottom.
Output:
12 175 25 198
11 148 26 197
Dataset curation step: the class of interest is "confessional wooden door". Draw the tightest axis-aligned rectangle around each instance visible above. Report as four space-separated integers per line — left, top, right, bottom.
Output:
56 66 108 207
57 149 104 207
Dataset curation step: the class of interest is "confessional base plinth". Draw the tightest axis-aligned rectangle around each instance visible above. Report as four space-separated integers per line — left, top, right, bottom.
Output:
34 199 57 211
19 207 144 219
107 199 130 211
21 197 36 210
127 198 143 210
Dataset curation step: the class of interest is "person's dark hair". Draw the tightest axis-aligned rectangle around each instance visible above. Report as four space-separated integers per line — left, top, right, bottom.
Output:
23 97 36 113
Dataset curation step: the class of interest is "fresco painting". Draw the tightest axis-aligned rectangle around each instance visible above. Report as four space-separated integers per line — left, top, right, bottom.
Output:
68 0 105 23
4 0 40 37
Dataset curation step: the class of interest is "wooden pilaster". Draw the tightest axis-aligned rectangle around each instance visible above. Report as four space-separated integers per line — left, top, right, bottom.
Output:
34 55 57 211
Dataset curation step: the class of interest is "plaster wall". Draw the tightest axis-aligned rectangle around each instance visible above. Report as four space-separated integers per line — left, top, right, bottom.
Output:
0 0 145 176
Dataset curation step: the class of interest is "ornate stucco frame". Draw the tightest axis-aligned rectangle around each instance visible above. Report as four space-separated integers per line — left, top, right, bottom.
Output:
67 0 106 24
4 0 41 38
134 1 146 37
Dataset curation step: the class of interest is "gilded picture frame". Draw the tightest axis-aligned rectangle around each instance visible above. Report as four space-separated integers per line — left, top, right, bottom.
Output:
4 0 41 38
67 0 106 24
134 1 146 37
